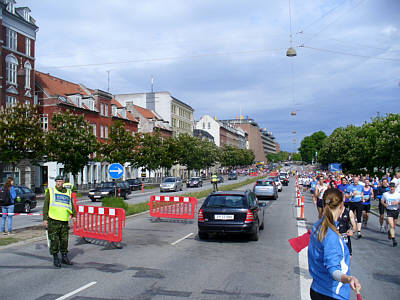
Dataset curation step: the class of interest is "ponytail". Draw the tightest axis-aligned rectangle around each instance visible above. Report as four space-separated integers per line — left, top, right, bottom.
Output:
317 188 343 242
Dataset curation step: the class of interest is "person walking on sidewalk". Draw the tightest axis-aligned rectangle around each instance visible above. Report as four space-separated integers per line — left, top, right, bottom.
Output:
308 188 361 300
43 175 76 268
211 173 218 192
381 182 400 247
1 177 17 235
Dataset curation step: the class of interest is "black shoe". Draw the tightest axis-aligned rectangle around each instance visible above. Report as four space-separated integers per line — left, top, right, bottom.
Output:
393 239 398 247
61 254 73 265
53 254 61 268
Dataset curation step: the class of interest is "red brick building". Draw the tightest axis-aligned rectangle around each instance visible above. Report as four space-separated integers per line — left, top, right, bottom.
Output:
34 71 139 188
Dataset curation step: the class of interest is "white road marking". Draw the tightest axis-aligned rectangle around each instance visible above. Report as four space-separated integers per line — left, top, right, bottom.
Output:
298 220 312 300
55 281 97 300
171 233 194 245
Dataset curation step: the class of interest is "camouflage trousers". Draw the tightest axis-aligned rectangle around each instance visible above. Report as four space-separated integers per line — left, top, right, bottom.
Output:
48 218 70 255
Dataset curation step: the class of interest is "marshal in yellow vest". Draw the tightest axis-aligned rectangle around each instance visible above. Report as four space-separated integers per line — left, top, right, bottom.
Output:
48 187 73 221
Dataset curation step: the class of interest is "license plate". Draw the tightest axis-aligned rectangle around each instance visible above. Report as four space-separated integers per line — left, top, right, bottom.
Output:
214 214 234 220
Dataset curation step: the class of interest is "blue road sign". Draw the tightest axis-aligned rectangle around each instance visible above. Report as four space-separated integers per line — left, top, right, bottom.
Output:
108 163 124 179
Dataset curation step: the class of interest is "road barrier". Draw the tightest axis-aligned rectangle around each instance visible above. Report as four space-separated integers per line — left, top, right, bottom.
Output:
148 195 198 220
73 204 126 248
297 195 306 220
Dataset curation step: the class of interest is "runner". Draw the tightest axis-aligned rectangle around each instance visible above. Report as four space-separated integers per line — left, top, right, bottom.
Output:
337 177 350 209
337 203 357 259
314 176 328 220
376 179 390 232
362 179 374 228
310 176 317 196
346 176 364 239
391 172 400 193
381 182 400 247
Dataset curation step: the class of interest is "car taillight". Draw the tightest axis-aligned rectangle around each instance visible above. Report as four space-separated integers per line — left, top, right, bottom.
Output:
118 188 121 197
198 209 205 222
245 209 254 223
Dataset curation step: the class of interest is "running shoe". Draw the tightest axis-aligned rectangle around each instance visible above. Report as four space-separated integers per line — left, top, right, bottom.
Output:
380 226 385 232
393 239 398 247
2 231 7 235
357 232 362 239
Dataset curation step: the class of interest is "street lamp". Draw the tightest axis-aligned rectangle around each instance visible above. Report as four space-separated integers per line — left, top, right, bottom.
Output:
286 47 297 57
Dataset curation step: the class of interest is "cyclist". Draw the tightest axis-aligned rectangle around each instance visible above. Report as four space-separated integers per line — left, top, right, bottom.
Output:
381 182 399 247
315 176 328 219
377 179 389 232
362 179 374 227
346 176 364 239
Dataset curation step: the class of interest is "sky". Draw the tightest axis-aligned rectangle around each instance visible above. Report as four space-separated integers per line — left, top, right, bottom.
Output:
19 0 400 151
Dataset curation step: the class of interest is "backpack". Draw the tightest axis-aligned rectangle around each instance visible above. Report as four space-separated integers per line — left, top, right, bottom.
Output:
0 187 11 206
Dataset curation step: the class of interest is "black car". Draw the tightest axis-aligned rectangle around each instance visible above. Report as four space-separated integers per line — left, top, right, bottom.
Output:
126 178 143 191
198 190 266 241
186 177 203 188
13 185 37 213
88 182 130 201
228 172 238 180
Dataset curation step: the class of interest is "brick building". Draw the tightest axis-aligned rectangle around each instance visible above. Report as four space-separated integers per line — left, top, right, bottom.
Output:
34 71 139 189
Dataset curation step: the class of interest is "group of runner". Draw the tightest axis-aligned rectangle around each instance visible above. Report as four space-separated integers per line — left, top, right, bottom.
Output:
297 171 400 248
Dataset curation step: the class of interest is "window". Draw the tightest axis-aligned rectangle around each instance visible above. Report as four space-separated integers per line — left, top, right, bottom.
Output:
34 92 39 105
100 125 104 138
111 105 117 116
208 122 211 129
104 104 108 116
6 28 17 50
24 61 32 88
6 96 17 108
24 9 30 21
6 1 15 14
25 100 30 105
6 54 18 84
92 124 97 136
202 122 205 129
25 38 31 56
100 103 104 115
40 114 48 131
105 126 108 138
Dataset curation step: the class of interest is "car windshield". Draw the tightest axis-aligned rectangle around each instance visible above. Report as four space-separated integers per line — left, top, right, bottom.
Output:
190 177 200 181
205 195 246 208
100 182 114 188
163 178 176 183
256 180 273 186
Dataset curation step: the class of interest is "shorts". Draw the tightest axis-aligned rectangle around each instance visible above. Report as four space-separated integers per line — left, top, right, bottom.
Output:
311 190 315 195
387 210 399 219
362 204 370 212
317 198 324 208
310 288 337 300
378 202 386 215
344 202 350 209
349 202 363 223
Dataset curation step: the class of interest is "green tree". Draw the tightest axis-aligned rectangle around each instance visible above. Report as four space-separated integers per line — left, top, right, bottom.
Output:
159 136 179 176
174 133 203 177
45 110 98 185
298 131 327 163
0 103 45 169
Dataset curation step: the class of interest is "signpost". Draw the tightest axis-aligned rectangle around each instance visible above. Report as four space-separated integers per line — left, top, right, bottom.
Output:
108 163 124 197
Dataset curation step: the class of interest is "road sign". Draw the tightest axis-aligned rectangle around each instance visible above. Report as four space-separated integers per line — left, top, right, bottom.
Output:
108 163 124 179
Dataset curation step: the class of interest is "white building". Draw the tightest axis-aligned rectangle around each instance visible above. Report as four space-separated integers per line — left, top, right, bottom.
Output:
196 115 221 146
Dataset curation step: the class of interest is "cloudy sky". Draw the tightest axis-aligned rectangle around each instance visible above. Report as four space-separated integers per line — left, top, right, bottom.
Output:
20 0 399 151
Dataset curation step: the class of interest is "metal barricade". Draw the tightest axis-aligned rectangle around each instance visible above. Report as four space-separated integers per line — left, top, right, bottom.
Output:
148 195 197 220
73 205 126 247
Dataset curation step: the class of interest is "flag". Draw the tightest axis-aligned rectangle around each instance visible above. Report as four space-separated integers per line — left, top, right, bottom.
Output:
288 229 311 253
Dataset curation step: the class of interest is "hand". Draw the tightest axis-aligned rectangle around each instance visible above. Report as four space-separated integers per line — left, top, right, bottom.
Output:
346 229 354 237
43 220 48 228
349 276 361 292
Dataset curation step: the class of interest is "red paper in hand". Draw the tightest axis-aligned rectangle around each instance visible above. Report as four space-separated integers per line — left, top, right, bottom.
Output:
289 229 311 253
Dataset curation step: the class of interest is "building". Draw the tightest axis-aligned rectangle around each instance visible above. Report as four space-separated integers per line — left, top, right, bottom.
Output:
275 141 281 153
115 92 194 136
221 118 265 162
34 71 139 189
196 115 248 149
193 129 214 143
260 129 277 156
0 0 38 185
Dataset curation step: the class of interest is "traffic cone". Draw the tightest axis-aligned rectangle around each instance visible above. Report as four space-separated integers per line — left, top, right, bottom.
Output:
297 196 306 220
142 184 144 193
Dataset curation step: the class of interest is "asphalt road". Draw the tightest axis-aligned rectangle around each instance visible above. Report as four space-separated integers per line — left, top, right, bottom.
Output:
10 175 250 230
0 178 300 300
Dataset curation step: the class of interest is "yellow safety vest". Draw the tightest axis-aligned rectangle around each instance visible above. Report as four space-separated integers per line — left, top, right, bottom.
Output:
48 187 72 221
211 175 218 183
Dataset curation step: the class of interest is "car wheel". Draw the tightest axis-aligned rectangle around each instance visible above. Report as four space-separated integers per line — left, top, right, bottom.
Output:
160 189 163 193
23 202 31 213
91 198 96 202
249 222 259 241
180 186 183 191
198 232 208 240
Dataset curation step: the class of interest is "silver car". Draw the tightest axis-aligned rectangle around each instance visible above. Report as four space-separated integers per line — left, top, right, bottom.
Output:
160 177 183 192
253 179 278 200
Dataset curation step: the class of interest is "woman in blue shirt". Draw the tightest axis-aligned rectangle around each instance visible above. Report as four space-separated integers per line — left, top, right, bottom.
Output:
308 188 361 300
1 177 17 235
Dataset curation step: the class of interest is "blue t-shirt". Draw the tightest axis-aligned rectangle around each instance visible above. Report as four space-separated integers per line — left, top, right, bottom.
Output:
347 184 364 202
337 184 349 202
363 187 373 205
311 180 318 191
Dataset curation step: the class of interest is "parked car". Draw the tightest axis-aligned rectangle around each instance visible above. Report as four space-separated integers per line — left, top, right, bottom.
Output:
88 181 130 201
228 172 238 180
160 177 183 192
254 179 278 200
126 178 143 191
269 176 282 192
186 177 203 188
217 175 224 183
279 175 289 186
198 190 266 241
7 185 37 213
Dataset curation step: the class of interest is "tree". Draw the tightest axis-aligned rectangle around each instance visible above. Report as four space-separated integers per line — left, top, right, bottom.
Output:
298 131 327 163
159 136 179 176
0 103 45 168
99 120 136 165
195 139 219 170
45 110 98 185
133 131 164 177
174 133 203 177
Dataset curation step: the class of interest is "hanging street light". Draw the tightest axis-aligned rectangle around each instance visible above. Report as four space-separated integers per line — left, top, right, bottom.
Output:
286 47 297 57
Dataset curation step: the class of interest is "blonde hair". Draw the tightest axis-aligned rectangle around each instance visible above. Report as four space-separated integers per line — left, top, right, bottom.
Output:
317 188 343 242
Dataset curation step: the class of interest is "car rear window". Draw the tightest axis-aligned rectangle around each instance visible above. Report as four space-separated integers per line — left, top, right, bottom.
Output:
163 178 176 183
205 195 246 208
101 182 114 188
256 180 273 186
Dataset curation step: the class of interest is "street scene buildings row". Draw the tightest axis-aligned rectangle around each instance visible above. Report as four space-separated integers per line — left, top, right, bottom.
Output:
0 0 280 191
